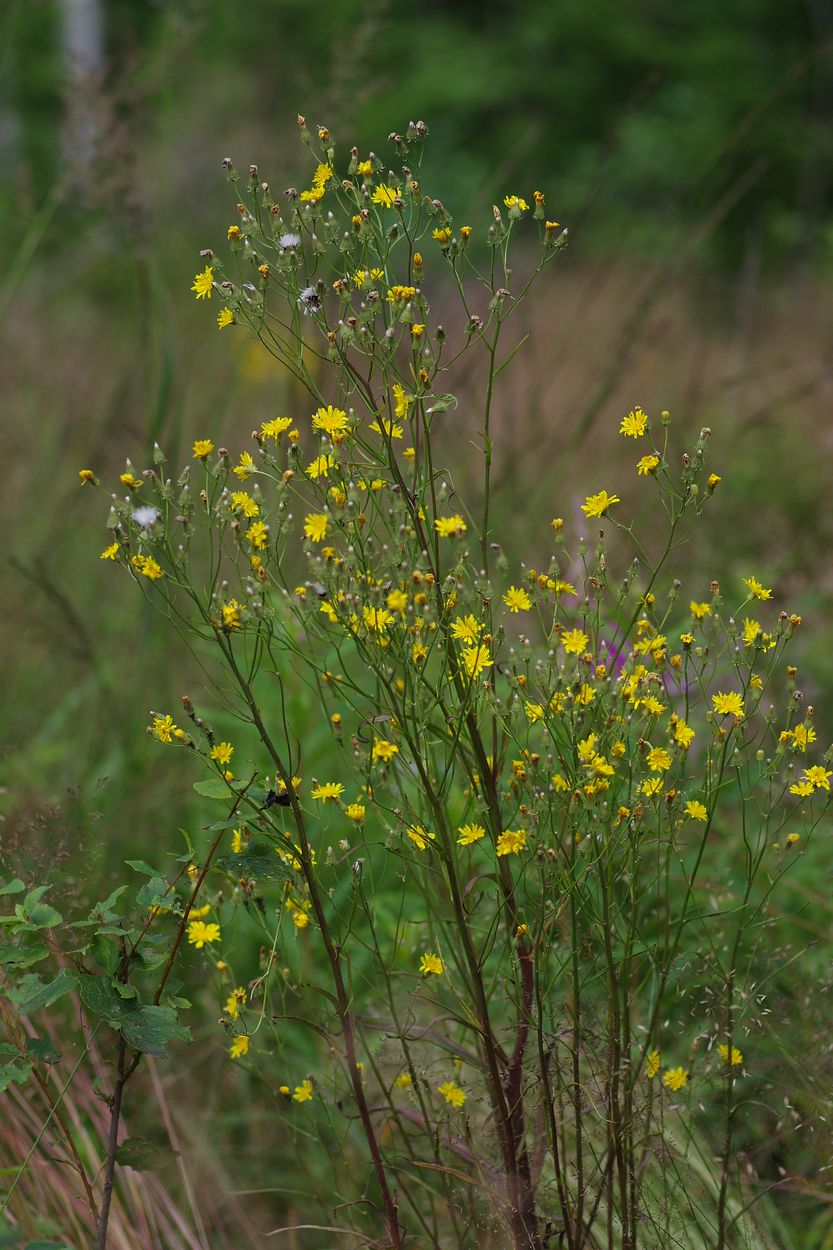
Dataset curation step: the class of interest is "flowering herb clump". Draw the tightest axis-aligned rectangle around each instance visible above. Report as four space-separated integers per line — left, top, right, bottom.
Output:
64 119 832 1249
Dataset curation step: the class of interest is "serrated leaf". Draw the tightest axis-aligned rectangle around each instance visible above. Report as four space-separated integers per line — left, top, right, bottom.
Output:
0 879 25 896
217 842 289 882
0 942 49 969
26 1037 61 1065
73 973 132 1025
90 932 121 974
116 1136 172 1171
9 970 75 1016
120 1005 189 1057
126 860 158 877
26 903 63 930
193 778 235 800
0 1059 33 1093
136 877 171 909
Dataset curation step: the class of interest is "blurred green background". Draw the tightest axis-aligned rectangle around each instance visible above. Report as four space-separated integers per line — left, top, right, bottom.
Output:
2 1 833 1243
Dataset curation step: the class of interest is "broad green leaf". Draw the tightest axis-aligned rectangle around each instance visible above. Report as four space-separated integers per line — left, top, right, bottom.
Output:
136 877 172 909
116 1136 172 1171
217 842 289 882
0 879 25 896
26 1037 61 1064
90 932 121 975
120 1005 189 1057
25 903 63 930
0 1058 32 1093
9 970 75 1016
0 941 49 969
193 778 235 800
125 860 158 877
73 973 132 1025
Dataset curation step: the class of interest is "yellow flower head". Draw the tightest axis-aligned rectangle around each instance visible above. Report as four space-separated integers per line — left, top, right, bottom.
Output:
372 184 401 208
304 513 328 543
457 822 486 845
503 586 531 613
581 490 620 519
419 953 443 975
620 406 648 438
496 828 527 856
193 439 214 459
191 265 213 300
712 691 744 719
437 1080 466 1107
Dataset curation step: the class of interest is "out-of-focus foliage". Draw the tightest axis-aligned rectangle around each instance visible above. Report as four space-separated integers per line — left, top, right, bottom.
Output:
2 0 833 267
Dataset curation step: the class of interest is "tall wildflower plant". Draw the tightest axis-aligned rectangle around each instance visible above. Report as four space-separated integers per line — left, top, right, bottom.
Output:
57 118 829 1248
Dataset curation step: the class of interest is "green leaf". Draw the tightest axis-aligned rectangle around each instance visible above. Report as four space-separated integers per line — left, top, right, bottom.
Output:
73 973 133 1025
90 932 121 974
120 1005 189 1057
0 941 49 969
0 879 25 896
126 860 159 877
193 778 235 800
9 970 75 1016
25 903 63 930
217 842 289 882
26 1038 61 1065
116 1136 172 1171
135 877 172 909
0 1058 33 1093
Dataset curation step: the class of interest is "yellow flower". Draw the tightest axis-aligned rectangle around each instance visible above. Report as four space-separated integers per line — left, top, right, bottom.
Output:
228 1035 249 1060
346 803 366 822
457 822 486 845
187 920 221 948
662 1066 688 1092
496 828 527 856
503 586 531 613
246 520 269 549
387 588 408 614
406 825 435 851
225 987 246 1018
357 159 373 177
217 307 234 329
419 953 443 975
304 513 328 543
311 781 344 802
222 599 242 629
300 186 324 203
152 714 179 743
372 739 399 763
79 468 96 485
645 1049 661 1079
371 184 400 208
581 490 620 518
312 162 332 188
392 383 411 419
230 491 259 518
690 601 712 620
261 417 293 439
435 515 467 537
450 615 482 643
386 284 416 303
562 628 588 656
673 720 695 748
637 455 660 476
394 1072 412 1089
707 473 721 490
437 1080 466 1107
234 452 255 481
432 226 452 243
804 765 832 790
293 1079 314 1103
640 779 663 797
312 405 349 438
717 1043 743 1067
620 406 648 437
460 644 492 680
525 702 545 723
712 691 744 719
306 454 334 481
210 742 234 766
503 195 529 212
743 576 772 601
131 555 163 580
193 439 214 459
684 800 708 822
789 781 814 796
100 542 119 561
742 618 760 646
646 746 672 772
120 471 143 490
191 265 213 300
